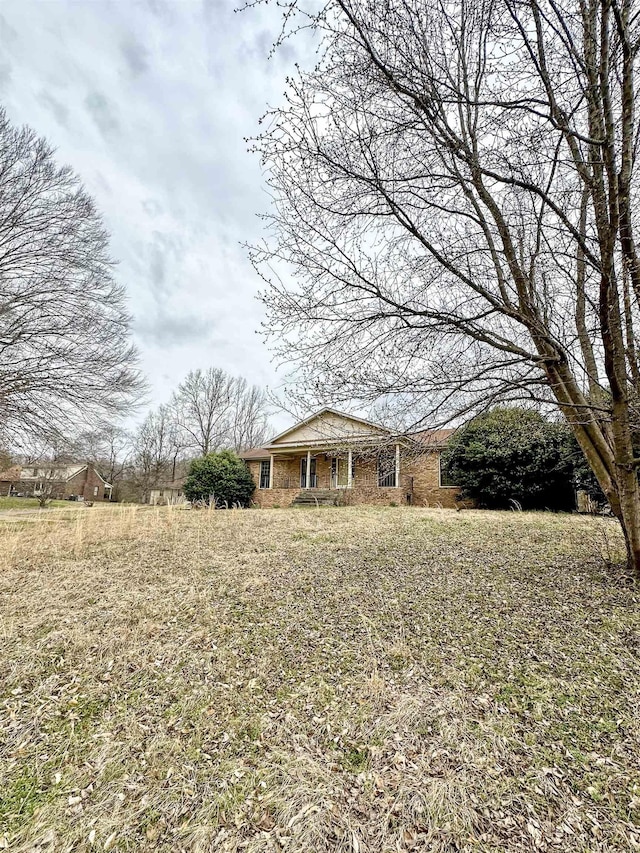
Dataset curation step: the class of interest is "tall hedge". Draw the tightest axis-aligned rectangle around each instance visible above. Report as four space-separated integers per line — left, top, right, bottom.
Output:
441 408 578 510
183 450 255 507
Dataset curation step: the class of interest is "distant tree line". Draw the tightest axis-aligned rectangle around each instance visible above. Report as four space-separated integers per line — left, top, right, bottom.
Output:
132 367 269 501
0 366 269 503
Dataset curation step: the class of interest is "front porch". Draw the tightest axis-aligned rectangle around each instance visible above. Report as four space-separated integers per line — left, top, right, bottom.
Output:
251 446 414 507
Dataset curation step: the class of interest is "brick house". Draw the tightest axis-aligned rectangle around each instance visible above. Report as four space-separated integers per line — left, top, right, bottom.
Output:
0 464 113 501
239 408 461 508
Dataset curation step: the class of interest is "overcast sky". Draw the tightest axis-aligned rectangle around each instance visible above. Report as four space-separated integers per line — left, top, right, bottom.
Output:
0 0 308 425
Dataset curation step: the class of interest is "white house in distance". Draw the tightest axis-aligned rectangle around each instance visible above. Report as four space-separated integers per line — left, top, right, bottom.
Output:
148 480 187 506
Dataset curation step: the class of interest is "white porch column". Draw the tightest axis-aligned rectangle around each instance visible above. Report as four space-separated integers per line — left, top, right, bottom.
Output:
306 450 311 489
269 454 274 489
395 443 400 488
347 449 353 488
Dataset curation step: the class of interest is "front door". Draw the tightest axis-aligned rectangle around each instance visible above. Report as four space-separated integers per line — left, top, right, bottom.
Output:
300 457 317 488
331 457 350 488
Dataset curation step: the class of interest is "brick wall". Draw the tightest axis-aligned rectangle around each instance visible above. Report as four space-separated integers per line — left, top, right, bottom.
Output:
342 486 411 506
252 487 298 508
65 467 110 501
407 451 461 508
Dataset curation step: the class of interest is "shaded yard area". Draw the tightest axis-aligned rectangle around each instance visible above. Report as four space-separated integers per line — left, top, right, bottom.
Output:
1 505 639 852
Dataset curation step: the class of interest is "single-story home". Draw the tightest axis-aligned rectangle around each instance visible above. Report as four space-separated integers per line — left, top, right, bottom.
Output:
239 408 460 508
148 481 187 506
0 463 113 501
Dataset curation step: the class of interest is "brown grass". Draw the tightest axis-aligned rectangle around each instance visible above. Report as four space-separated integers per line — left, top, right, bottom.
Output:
1 505 640 852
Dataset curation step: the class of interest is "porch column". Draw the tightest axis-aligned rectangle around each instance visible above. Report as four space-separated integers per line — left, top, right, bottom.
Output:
306 450 311 489
347 449 353 488
395 443 400 488
269 454 274 489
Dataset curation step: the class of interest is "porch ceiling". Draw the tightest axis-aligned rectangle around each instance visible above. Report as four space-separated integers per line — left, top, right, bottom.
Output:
266 438 409 455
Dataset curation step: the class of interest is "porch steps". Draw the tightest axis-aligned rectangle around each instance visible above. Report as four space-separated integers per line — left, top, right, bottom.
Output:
292 490 341 507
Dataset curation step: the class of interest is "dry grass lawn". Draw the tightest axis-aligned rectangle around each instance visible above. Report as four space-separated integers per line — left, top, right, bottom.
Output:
1 505 640 852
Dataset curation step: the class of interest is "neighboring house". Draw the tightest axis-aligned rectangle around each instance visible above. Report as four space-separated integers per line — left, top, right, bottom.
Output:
148 481 187 506
0 464 112 501
239 408 460 508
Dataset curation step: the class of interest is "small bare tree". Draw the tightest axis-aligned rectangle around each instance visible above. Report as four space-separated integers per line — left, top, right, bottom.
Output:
34 468 60 509
0 108 143 443
251 0 640 574
132 406 181 502
76 423 133 500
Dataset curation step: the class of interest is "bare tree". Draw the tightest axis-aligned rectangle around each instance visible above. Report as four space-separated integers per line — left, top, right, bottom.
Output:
171 368 271 454
34 468 61 509
76 423 133 500
251 0 640 574
132 406 181 502
0 108 143 444
171 368 235 456
228 378 270 451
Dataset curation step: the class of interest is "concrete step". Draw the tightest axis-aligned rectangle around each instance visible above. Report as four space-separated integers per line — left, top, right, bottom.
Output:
292 490 339 507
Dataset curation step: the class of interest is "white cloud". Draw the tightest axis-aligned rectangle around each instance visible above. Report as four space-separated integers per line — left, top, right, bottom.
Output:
0 0 308 423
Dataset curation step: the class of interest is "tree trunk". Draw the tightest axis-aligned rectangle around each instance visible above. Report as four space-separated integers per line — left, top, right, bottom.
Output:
614 470 640 574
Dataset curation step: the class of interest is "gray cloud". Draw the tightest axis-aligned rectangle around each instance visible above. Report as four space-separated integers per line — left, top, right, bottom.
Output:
120 38 149 77
142 198 163 217
84 91 119 138
136 312 214 347
0 13 18 45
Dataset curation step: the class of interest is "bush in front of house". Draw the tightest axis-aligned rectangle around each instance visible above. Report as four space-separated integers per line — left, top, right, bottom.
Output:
441 407 578 510
184 451 255 507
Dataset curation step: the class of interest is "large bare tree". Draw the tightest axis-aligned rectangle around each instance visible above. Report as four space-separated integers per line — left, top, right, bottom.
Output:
0 109 142 443
228 378 271 451
251 0 640 573
171 368 236 456
170 367 270 454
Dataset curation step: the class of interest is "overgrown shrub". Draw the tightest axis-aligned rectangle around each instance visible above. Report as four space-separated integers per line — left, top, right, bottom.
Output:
183 451 255 507
441 408 579 510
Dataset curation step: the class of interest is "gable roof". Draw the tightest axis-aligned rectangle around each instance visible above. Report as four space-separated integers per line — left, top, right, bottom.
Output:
266 407 391 448
239 410 456 458
19 464 87 481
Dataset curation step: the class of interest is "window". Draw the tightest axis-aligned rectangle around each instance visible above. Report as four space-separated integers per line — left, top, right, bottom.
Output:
259 459 271 489
377 453 397 488
439 456 458 487
93 486 99 496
